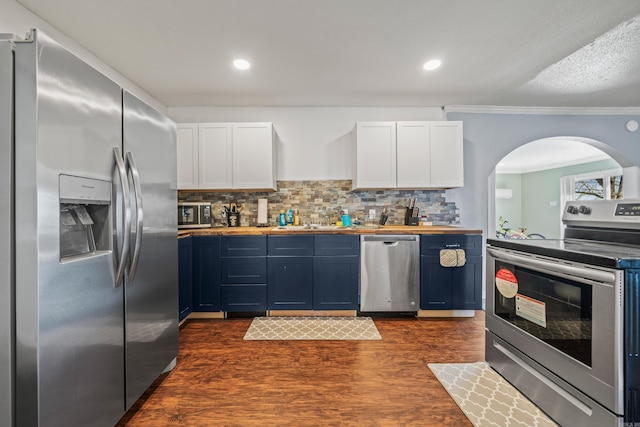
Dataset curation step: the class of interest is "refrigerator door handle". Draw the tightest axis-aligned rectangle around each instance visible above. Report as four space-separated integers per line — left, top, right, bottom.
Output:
114 147 131 288
125 151 144 283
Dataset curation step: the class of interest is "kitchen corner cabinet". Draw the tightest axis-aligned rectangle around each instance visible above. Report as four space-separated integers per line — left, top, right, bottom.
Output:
220 236 267 312
420 234 482 310
353 121 463 190
192 236 221 312
176 122 275 190
178 236 193 321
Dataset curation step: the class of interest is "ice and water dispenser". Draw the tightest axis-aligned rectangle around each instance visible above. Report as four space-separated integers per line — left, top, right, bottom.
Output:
59 174 111 260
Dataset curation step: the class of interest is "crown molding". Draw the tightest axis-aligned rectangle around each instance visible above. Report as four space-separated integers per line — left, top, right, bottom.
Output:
444 105 640 116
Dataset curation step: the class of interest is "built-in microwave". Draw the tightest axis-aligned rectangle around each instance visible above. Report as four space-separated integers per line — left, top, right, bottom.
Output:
178 202 212 228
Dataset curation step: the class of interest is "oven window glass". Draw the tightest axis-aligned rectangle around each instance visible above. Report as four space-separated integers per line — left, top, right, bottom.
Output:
494 261 593 367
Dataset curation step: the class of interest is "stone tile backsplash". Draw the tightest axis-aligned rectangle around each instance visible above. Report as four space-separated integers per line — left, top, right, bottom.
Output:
179 180 459 227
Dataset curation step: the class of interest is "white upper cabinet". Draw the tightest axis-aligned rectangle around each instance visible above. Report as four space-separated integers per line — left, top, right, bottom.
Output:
353 122 397 189
396 121 431 188
232 123 275 190
176 124 198 189
353 120 463 190
176 122 276 190
199 123 233 189
428 121 463 188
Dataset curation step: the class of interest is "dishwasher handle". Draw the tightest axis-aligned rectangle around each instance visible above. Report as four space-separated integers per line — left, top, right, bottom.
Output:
361 235 419 243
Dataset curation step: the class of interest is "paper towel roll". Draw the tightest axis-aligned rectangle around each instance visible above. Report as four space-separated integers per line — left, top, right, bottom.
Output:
257 199 268 225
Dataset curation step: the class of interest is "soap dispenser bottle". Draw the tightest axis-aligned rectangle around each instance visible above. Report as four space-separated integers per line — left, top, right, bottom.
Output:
341 209 351 227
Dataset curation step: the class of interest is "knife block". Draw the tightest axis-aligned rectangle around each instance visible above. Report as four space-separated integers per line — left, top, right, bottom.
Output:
404 207 419 226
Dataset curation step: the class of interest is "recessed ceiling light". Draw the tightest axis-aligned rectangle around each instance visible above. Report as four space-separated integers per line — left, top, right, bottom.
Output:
233 59 251 70
423 59 442 71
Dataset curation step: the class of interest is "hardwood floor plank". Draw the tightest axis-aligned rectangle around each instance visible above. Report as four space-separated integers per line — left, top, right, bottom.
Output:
117 312 485 426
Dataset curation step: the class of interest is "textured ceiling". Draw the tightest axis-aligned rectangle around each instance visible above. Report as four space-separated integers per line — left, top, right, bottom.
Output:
14 0 640 108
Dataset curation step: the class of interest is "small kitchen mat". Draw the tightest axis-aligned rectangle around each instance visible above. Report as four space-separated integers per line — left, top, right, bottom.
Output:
428 362 558 427
243 316 382 340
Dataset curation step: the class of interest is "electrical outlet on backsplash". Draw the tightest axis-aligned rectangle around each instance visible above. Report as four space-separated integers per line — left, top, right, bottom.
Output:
178 180 459 227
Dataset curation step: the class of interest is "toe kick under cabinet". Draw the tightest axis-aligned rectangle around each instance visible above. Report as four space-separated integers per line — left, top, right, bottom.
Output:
420 234 483 311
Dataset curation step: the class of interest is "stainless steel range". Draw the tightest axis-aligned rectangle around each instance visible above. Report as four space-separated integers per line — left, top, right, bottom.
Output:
486 199 640 427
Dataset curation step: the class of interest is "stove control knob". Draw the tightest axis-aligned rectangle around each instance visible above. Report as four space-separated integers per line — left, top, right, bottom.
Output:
578 206 592 215
566 205 579 214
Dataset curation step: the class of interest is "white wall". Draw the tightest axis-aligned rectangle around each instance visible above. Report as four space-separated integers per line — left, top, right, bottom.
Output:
0 0 167 113
168 106 444 180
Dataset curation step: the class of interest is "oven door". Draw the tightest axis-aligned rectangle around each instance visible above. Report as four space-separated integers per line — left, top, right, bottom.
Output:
486 246 624 415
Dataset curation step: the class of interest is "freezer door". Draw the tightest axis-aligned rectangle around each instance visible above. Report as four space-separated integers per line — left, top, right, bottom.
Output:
14 31 125 427
123 90 179 409
0 39 15 427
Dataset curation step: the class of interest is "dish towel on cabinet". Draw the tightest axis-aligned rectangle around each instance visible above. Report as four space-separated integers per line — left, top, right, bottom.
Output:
440 249 466 267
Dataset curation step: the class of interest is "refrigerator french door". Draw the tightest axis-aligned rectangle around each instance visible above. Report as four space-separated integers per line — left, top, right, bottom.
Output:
2 29 178 427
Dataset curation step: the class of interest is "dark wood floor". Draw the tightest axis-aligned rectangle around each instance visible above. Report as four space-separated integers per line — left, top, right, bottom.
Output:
117 312 485 426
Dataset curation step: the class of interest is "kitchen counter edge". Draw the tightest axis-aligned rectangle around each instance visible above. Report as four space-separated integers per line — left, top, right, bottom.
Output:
178 225 481 238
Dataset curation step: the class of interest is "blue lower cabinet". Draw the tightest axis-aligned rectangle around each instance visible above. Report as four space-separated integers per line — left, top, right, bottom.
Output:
192 236 221 312
312 256 359 310
178 236 193 321
267 256 313 309
220 284 267 311
420 254 483 310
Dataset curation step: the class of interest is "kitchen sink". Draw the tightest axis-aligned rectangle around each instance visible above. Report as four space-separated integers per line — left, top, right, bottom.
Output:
271 225 340 231
271 224 380 231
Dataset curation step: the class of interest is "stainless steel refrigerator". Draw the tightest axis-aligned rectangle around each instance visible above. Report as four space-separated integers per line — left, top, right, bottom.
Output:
0 29 179 427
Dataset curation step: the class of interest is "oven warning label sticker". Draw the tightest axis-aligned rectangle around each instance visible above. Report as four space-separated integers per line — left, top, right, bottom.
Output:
516 294 547 328
495 268 518 298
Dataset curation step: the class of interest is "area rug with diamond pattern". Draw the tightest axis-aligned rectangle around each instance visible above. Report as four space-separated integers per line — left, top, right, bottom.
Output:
428 362 558 427
243 316 382 340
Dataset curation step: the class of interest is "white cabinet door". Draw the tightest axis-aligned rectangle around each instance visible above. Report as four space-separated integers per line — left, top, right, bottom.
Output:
429 121 463 188
198 123 233 189
176 124 198 189
232 123 275 190
353 122 397 189
396 121 430 188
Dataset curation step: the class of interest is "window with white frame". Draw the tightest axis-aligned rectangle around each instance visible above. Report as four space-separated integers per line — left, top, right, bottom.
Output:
559 168 624 236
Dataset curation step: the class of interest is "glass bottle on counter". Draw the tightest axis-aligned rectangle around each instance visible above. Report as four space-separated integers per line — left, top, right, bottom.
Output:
293 210 300 226
279 210 286 226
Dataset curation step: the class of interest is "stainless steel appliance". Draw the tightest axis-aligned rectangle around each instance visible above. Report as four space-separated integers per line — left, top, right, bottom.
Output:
178 202 212 228
486 199 640 427
360 235 420 311
1 30 178 427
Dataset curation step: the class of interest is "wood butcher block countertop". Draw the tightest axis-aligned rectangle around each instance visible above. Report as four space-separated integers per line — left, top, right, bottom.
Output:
178 224 481 237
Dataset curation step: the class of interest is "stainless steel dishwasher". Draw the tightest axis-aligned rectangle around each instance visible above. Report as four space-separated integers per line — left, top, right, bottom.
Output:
360 235 420 312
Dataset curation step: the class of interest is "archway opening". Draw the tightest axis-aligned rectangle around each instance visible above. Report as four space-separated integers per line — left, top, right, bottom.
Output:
490 136 637 240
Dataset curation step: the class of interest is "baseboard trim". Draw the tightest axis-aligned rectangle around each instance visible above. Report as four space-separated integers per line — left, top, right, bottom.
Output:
187 312 225 319
417 309 475 318
268 310 357 317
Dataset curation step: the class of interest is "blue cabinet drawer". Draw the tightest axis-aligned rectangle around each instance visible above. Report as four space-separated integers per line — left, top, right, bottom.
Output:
420 234 482 256
314 235 359 256
220 284 267 311
221 235 266 257
220 257 267 284
268 235 314 256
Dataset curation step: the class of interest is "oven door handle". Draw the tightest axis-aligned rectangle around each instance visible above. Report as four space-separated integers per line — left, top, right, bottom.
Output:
487 247 616 285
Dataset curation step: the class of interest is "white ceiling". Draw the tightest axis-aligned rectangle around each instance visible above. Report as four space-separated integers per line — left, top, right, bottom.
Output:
14 0 640 108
